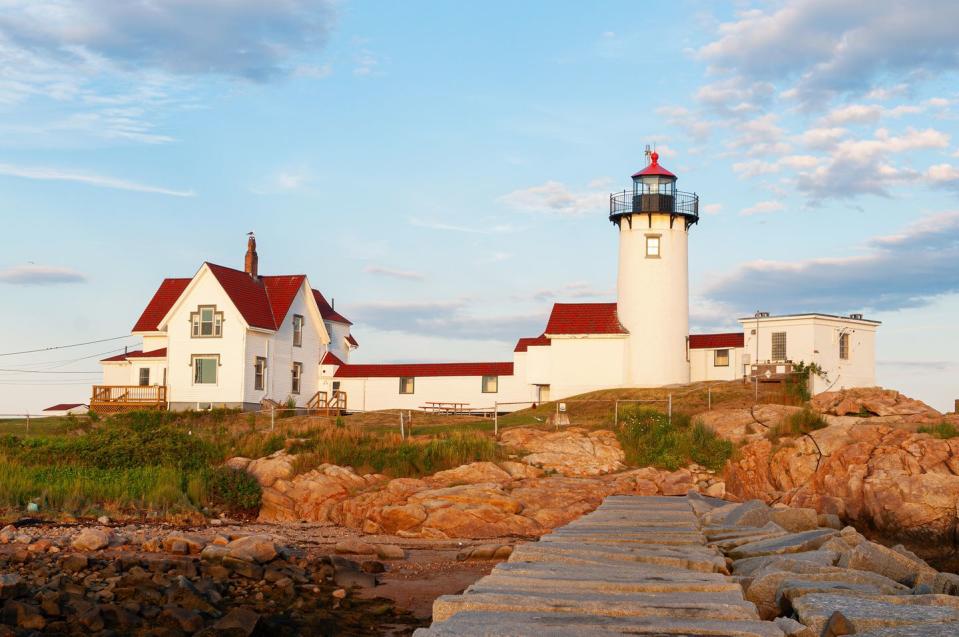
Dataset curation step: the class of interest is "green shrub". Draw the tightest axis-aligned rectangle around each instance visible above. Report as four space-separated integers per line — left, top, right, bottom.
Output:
280 396 298 419
616 408 733 472
767 407 828 441
918 421 959 439
205 466 261 514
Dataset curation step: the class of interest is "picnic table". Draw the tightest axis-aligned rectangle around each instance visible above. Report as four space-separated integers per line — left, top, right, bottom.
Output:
420 401 471 415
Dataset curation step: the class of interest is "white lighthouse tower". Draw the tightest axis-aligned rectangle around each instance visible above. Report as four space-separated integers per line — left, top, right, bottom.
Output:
610 150 699 386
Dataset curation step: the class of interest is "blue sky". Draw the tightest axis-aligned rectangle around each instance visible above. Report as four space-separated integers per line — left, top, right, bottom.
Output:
1 0 958 413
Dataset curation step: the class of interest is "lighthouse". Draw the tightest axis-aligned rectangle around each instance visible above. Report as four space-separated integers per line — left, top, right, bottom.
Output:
610 150 699 386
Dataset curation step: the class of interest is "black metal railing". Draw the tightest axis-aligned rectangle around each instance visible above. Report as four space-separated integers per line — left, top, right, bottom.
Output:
609 190 699 222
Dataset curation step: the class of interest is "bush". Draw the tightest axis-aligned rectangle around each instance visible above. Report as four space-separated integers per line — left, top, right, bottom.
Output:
767 407 828 441
205 466 261 514
918 421 959 439
617 408 733 472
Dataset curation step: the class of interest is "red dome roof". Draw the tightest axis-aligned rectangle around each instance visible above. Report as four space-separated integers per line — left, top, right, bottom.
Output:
631 151 676 179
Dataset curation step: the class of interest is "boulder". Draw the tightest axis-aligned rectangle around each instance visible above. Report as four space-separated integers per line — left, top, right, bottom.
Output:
378 504 427 534
334 539 376 555
225 535 278 564
498 427 625 476
212 607 260 636
72 528 111 551
838 541 938 587
791 593 959 635
724 500 772 527
430 462 513 485
770 507 819 533
246 450 295 487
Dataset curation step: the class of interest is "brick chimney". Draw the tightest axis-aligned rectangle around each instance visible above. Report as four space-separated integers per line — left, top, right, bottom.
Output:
245 233 258 279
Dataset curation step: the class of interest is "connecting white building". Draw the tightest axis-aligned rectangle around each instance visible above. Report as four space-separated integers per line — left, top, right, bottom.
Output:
95 155 879 413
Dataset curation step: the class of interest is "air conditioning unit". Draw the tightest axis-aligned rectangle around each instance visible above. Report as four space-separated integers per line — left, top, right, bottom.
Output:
849 313 863 320
755 311 770 318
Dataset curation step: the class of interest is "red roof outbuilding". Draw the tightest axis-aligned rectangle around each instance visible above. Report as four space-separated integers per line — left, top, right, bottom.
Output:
544 303 628 336
514 335 551 352
688 332 745 349
43 403 85 412
334 362 513 378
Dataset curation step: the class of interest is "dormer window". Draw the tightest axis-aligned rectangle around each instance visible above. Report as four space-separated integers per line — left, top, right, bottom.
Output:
191 305 223 338
293 315 304 347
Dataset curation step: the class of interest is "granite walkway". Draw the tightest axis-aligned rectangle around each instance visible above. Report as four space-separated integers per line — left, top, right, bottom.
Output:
413 495 785 636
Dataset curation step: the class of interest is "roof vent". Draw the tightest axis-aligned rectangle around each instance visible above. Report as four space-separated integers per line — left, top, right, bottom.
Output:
849 313 863 320
754 311 770 318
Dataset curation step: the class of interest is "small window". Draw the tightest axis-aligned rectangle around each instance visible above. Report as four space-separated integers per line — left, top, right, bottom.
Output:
138 368 150 386
645 235 661 258
839 332 850 360
714 349 730 367
771 332 787 361
324 321 334 340
481 375 498 393
399 377 415 394
193 355 218 384
291 362 302 394
254 357 267 391
191 305 223 338
293 315 304 347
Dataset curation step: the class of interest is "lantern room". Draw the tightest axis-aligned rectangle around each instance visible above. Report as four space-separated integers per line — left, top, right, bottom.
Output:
609 150 699 230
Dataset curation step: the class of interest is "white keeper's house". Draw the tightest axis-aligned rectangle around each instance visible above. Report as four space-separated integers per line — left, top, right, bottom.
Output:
94 153 879 413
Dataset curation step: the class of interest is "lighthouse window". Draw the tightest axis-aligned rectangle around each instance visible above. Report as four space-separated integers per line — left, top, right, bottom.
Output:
645 235 661 258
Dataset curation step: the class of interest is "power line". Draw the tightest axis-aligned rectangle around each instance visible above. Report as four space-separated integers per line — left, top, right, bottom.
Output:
8 346 128 369
0 335 135 357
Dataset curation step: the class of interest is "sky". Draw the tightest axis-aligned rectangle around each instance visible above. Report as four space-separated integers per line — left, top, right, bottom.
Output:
1 0 958 414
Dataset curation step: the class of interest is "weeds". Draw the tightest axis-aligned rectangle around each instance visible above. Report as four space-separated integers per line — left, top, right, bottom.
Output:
616 408 733 472
288 427 502 477
205 467 261 514
767 407 828 442
918 421 959 439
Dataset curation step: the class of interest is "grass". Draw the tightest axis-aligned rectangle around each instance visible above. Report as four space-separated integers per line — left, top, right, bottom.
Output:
288 426 503 478
766 406 829 442
616 408 733 472
0 415 91 437
918 421 959 439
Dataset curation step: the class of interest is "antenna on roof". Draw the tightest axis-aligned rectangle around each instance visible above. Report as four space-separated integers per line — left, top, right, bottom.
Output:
644 144 652 165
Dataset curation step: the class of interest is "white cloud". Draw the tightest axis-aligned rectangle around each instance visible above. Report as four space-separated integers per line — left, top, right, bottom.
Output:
702 203 723 215
362 265 425 282
800 127 847 150
408 217 518 235
705 211 959 312
699 0 959 104
0 162 193 196
927 163 959 190
500 180 607 217
740 200 785 216
820 104 883 126
727 114 791 157
0 264 86 285
521 282 612 303
347 299 542 341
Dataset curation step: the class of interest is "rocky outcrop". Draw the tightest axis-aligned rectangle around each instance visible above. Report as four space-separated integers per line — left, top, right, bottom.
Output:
811 387 946 426
498 427 625 476
235 448 722 539
724 421 959 551
695 405 803 443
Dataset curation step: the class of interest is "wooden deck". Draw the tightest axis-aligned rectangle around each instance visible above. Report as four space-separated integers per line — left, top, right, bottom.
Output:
90 385 167 414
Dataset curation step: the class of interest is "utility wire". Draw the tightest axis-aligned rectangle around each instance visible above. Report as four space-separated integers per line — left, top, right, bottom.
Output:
8 346 128 369
0 335 135 357
0 369 101 374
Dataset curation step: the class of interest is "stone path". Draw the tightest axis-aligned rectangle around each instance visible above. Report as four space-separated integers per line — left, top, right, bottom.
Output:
414 495 785 636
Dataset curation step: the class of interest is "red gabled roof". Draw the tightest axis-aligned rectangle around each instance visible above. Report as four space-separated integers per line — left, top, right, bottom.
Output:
544 303 628 335
206 265 314 330
43 403 85 412
345 334 359 348
514 335 551 352
334 362 513 378
100 348 167 362
631 151 676 179
321 351 346 366
688 332 744 349
312 289 353 325
102 350 138 362
132 278 191 332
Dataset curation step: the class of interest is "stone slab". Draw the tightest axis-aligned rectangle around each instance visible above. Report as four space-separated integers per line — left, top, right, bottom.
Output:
854 623 959 636
431 590 760 623
414 611 787 637
509 541 727 573
791 593 959 635
728 529 837 560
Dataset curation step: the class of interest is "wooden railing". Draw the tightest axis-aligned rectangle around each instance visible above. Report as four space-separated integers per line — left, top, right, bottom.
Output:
307 390 347 416
90 385 168 414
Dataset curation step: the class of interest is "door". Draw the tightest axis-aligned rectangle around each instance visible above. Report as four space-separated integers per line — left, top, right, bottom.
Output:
537 385 550 402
